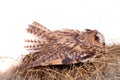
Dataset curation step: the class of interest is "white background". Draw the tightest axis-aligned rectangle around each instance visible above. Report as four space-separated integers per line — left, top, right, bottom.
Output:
0 0 120 72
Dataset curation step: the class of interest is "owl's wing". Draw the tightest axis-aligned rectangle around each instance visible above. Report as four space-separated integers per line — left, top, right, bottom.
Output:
53 29 84 51
21 43 80 70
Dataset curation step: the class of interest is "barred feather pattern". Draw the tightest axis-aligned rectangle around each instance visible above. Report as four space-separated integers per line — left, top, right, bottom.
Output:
23 22 106 70
26 22 52 41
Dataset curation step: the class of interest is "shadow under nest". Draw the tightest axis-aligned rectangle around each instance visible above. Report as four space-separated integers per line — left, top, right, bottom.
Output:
1 44 120 80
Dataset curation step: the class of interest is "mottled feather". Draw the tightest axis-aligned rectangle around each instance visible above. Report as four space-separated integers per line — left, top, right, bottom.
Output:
22 22 106 70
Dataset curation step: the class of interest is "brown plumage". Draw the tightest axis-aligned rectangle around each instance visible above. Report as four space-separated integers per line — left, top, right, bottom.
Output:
22 21 105 70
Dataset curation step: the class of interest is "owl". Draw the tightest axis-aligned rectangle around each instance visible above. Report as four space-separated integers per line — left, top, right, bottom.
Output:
23 22 105 70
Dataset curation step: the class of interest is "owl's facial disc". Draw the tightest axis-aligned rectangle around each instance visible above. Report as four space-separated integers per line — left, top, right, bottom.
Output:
95 33 105 45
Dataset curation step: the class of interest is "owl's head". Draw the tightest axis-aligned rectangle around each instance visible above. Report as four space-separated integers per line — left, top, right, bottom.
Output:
84 29 105 49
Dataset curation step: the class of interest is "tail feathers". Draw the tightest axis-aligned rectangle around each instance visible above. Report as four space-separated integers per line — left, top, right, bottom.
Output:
32 21 51 32
24 44 42 51
26 22 51 39
25 39 46 44
24 39 47 51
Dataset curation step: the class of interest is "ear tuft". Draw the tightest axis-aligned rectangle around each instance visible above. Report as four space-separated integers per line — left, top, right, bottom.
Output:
85 29 98 34
85 29 93 33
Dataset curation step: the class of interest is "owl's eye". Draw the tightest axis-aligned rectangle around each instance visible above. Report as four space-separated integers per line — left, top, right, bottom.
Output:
95 36 99 41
